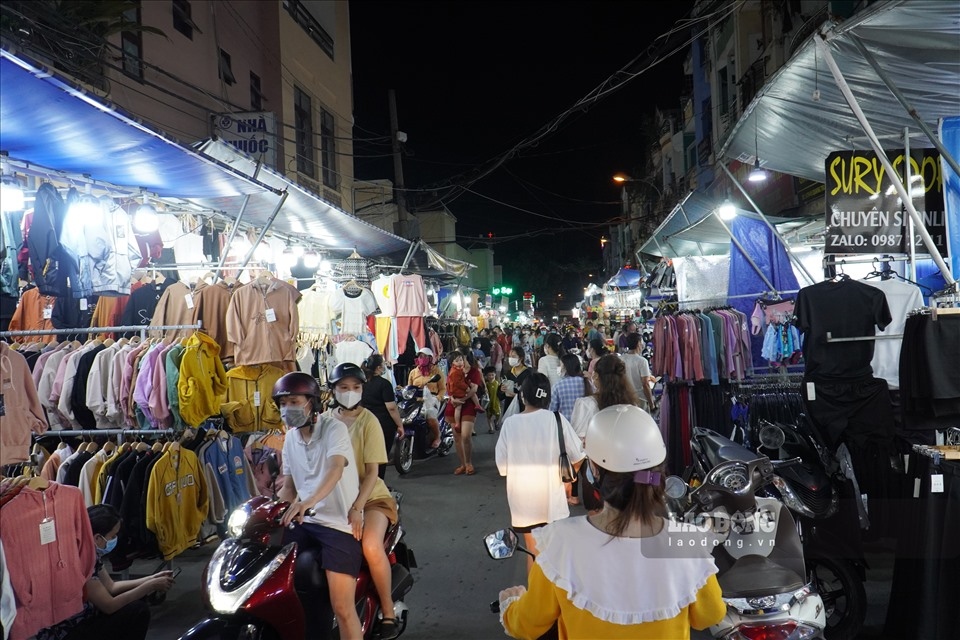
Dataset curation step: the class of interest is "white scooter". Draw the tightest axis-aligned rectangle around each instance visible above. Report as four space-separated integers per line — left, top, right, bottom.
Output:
665 454 827 639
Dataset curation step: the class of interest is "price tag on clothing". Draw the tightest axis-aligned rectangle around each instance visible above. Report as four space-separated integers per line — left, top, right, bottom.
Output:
184 294 195 310
931 474 945 493
265 308 277 323
806 382 816 401
43 306 53 320
79 298 88 311
913 477 921 498
253 391 261 407
39 518 56 545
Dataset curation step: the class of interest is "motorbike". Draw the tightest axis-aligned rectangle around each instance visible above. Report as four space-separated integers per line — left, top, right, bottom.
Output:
393 375 454 474
687 422 867 639
180 493 416 640
666 454 828 639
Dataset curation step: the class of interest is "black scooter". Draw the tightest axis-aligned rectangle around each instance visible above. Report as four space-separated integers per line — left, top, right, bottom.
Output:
393 376 454 474
687 423 867 640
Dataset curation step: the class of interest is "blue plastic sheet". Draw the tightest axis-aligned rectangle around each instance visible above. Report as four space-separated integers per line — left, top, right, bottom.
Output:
727 217 801 370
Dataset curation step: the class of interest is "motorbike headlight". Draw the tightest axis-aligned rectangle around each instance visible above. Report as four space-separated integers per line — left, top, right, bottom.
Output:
771 476 817 519
402 388 416 400
226 508 250 539
208 541 295 614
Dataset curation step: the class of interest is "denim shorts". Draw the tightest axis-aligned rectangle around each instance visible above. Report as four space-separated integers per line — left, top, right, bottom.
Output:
283 522 363 577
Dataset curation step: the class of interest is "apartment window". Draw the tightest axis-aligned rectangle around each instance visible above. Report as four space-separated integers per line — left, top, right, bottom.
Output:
320 108 337 189
219 49 236 86
294 86 316 178
282 0 335 60
120 7 143 80
718 66 730 115
250 72 263 111
172 0 194 39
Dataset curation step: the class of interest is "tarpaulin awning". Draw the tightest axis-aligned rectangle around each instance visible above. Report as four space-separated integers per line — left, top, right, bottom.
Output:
0 50 265 198
191 139 411 258
718 0 960 183
638 191 813 258
604 267 642 289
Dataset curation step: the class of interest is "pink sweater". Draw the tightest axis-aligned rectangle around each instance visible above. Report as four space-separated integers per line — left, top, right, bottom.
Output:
0 484 96 640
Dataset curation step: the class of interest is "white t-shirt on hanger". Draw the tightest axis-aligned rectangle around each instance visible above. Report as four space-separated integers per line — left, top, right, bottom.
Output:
371 275 396 317
333 338 374 370
329 287 377 335
863 278 924 389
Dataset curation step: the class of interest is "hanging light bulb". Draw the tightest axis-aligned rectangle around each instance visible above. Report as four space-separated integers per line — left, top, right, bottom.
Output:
279 243 296 271
133 192 160 233
718 199 737 221
748 158 768 182
254 241 273 264
292 244 305 257
304 249 321 269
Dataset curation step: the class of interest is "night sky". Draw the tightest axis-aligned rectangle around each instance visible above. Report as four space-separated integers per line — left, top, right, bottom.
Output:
350 1 694 307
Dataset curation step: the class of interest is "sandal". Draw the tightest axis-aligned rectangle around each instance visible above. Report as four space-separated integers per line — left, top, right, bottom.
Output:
380 617 400 640
465 464 476 475
429 439 441 450
453 466 466 475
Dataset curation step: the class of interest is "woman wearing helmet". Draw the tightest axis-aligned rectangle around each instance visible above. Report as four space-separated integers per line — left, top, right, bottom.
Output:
272 371 363 639
407 347 445 450
325 362 403 640
499 405 725 639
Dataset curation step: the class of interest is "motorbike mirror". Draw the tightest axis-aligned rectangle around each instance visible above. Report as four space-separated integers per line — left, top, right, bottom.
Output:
265 453 280 480
484 529 519 560
664 475 688 500
428 374 441 383
759 424 786 450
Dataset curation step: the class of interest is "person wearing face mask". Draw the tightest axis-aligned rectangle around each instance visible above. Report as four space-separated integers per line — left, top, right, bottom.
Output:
323 364 403 640
585 337 609 390
36 504 172 640
273 370 364 639
361 355 405 480
407 347 444 449
502 346 531 418
537 333 565 388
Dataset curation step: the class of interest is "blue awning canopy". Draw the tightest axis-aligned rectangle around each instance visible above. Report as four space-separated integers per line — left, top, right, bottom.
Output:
0 50 265 199
0 50 412 258
605 268 642 289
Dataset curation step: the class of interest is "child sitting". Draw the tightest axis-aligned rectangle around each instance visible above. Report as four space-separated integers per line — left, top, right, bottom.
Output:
483 366 501 433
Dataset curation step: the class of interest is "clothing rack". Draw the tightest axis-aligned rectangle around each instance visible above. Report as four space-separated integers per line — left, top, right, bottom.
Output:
825 331 903 343
35 429 176 439
671 289 800 308
0 322 202 341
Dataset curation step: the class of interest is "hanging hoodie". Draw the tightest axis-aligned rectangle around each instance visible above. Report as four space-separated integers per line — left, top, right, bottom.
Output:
178 331 228 427
26 183 66 297
220 364 284 433
59 195 141 299
145 447 209 561
0 342 49 465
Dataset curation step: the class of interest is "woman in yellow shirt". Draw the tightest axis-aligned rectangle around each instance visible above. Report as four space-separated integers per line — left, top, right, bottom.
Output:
498 405 725 639
326 363 402 640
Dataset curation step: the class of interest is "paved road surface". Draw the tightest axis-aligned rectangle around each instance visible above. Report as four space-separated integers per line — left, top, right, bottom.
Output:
143 416 894 638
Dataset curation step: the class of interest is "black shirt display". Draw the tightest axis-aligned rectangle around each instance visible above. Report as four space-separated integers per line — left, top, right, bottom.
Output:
120 279 176 333
794 279 891 382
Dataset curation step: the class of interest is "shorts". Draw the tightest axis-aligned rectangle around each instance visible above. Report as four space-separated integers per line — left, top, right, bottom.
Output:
364 496 399 526
283 522 363 577
513 523 547 534
445 401 479 422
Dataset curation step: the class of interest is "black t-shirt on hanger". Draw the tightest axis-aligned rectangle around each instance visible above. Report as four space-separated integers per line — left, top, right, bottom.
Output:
794 279 892 383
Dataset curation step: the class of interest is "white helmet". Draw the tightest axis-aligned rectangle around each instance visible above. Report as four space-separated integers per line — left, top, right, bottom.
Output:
584 405 666 472
416 347 435 358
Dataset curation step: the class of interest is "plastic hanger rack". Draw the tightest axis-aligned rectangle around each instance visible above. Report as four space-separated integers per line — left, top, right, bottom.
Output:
0 322 201 341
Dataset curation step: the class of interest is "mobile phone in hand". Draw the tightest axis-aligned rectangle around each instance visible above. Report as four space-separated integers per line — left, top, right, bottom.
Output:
171 567 182 579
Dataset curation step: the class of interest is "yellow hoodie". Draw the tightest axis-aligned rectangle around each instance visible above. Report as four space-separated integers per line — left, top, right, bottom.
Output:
220 364 285 433
145 447 209 560
178 331 228 427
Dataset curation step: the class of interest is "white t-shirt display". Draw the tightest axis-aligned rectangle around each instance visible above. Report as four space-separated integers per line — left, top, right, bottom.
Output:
863 279 924 389
299 288 335 336
495 409 585 528
371 275 396 317
282 414 359 535
333 339 374 371
329 287 378 335
620 353 652 400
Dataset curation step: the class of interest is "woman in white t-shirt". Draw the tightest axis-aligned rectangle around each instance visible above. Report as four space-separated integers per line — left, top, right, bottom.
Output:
536 333 564 389
495 372 585 570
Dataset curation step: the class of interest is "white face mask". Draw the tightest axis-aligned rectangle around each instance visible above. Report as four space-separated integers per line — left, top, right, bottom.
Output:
335 390 362 410
508 357 520 367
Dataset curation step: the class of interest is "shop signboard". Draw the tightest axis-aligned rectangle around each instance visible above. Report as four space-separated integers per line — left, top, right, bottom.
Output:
213 111 278 168
824 149 947 255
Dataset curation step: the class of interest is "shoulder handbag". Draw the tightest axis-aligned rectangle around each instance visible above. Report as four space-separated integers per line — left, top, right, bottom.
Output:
555 411 576 483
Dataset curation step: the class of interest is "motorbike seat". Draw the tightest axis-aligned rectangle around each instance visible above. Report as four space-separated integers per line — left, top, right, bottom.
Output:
718 555 805 598
698 430 758 467
294 549 326 592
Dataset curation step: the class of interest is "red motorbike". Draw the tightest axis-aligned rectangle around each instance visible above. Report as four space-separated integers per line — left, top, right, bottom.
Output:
180 495 416 640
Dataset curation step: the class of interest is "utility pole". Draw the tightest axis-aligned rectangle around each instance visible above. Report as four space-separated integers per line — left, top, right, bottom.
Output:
388 89 414 239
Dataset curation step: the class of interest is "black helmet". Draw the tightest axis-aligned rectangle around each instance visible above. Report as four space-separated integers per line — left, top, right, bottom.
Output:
328 362 366 387
272 372 322 407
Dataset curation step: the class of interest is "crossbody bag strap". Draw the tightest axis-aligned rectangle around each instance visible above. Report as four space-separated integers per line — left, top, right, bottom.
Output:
555 411 567 457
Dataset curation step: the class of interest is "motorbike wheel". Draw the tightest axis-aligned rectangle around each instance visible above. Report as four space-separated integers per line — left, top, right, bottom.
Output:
808 557 866 640
394 435 415 474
